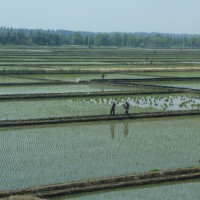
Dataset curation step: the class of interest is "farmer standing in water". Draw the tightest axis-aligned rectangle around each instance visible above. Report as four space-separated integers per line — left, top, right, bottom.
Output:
110 100 116 116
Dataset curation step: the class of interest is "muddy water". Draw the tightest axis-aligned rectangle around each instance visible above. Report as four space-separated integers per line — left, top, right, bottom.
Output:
0 116 199 191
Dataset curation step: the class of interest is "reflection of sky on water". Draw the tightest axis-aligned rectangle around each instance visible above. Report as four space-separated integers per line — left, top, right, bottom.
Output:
74 95 200 111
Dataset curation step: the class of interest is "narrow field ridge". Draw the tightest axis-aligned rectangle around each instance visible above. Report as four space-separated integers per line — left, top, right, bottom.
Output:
0 110 199 127
0 167 199 199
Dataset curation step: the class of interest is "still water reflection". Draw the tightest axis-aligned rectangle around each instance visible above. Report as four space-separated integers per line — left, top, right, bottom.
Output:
110 122 129 139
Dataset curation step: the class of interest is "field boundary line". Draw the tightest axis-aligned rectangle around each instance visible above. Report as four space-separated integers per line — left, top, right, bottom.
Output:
0 110 199 127
0 166 199 199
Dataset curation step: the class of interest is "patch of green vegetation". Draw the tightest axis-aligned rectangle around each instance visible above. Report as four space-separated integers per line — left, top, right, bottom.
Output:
150 169 160 172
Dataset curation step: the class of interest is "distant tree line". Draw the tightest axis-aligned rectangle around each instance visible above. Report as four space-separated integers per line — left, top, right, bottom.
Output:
1 27 200 48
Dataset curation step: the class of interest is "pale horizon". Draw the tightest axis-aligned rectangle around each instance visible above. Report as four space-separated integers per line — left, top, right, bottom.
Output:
0 0 200 35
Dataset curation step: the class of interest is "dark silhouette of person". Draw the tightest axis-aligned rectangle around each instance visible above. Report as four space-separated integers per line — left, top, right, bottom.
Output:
124 101 130 115
101 73 105 79
110 101 116 115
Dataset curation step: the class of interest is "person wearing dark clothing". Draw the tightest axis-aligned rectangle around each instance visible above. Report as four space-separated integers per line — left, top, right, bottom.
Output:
110 101 116 115
124 101 130 115
101 73 105 79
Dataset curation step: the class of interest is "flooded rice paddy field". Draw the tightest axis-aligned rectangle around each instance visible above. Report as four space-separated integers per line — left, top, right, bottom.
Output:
144 81 200 90
72 93 200 112
1 94 200 120
54 181 200 200
0 75 46 83
138 71 200 78
12 73 155 82
0 97 155 120
1 47 200 196
0 84 133 95
0 116 199 191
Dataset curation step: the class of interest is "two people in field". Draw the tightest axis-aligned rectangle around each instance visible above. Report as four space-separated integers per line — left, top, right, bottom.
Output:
110 100 130 116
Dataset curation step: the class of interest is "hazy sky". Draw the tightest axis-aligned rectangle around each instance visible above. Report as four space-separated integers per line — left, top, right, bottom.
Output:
0 0 199 34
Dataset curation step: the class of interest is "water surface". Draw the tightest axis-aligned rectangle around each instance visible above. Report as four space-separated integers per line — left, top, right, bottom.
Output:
0 116 199 190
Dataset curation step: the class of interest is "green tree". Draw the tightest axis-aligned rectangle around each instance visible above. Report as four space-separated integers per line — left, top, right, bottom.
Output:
72 32 83 45
110 33 123 47
94 33 110 46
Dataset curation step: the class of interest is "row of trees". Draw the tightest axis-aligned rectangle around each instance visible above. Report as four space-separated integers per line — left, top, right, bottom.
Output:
1 27 200 48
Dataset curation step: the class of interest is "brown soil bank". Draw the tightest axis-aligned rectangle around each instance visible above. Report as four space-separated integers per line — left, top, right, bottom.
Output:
0 110 199 127
0 167 199 199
